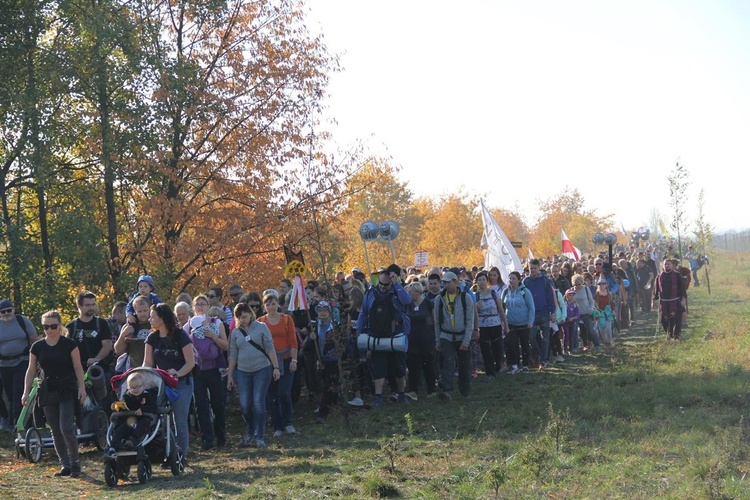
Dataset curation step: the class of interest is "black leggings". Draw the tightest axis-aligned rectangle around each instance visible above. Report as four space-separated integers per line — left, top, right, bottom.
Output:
43 394 79 468
478 325 504 376
505 325 531 367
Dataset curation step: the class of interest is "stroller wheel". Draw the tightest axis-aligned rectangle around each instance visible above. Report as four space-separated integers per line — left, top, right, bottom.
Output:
104 462 118 487
137 459 151 484
93 409 108 451
25 428 43 463
169 444 185 476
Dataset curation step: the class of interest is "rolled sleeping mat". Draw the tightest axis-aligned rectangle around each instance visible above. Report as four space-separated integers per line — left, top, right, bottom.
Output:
356 333 408 353
87 365 108 403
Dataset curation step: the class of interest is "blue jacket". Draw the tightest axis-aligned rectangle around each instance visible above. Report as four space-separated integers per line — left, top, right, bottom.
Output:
356 281 412 336
126 292 162 317
522 273 556 321
502 285 535 326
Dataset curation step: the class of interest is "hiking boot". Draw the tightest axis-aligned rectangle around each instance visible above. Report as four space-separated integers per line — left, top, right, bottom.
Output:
54 467 72 477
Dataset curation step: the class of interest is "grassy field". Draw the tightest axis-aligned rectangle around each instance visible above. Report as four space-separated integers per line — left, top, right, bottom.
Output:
2 252 750 499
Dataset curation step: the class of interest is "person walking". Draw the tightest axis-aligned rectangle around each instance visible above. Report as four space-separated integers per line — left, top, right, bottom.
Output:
22 311 86 478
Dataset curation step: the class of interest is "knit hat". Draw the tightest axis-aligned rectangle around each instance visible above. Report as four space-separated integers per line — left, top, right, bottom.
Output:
137 275 155 291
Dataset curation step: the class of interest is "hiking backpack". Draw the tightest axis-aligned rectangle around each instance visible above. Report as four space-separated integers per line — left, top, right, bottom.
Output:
368 289 397 338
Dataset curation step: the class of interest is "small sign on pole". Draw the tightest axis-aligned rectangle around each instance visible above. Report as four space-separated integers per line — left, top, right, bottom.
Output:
414 251 428 268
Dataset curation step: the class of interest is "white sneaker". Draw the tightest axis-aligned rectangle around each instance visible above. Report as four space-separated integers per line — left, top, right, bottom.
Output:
556 355 565 363
273 430 284 438
284 425 296 435
347 397 364 407
510 365 521 375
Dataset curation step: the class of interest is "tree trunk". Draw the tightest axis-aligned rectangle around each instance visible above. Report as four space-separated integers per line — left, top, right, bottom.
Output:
95 25 123 298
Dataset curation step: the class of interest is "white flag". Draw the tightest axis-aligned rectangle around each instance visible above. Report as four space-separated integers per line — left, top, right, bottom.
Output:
528 248 535 260
479 199 523 283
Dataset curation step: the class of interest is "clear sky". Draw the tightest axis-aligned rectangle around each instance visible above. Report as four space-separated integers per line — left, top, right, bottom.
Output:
306 1 750 233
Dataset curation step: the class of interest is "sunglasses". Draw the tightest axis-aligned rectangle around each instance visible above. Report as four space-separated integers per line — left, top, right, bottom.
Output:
0 308 12 314
249 303 261 308
206 294 217 299
595 263 603 266
42 324 59 330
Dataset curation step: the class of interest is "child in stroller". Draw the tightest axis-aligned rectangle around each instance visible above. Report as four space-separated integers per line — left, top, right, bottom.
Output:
111 372 157 450
104 367 184 486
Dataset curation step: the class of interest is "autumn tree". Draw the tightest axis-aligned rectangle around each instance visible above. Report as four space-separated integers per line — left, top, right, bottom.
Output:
114 0 339 297
334 159 423 275
418 192 484 268
529 188 612 258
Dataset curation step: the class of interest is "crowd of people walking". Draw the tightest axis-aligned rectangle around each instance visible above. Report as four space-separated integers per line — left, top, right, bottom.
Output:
0 241 700 477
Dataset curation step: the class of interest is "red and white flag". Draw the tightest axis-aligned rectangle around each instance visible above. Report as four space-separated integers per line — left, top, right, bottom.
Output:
561 229 581 261
287 275 309 311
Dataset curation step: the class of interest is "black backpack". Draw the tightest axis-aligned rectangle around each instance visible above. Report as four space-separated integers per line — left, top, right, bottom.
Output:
368 289 397 338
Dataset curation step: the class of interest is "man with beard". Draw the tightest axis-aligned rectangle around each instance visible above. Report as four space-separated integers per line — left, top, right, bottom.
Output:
652 259 687 340
66 291 113 371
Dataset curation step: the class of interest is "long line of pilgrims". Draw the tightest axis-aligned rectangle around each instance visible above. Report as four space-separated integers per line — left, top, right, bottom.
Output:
1 240 697 455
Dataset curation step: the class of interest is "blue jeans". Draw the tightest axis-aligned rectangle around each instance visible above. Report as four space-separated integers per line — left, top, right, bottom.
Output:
236 367 271 441
580 314 601 347
172 376 193 456
267 358 294 431
194 368 226 446
530 313 551 364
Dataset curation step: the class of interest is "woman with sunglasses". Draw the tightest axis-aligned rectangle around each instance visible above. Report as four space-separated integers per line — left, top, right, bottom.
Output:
22 311 87 478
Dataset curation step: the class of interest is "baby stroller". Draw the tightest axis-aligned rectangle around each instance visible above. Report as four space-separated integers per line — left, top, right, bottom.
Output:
103 367 184 486
14 365 109 463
